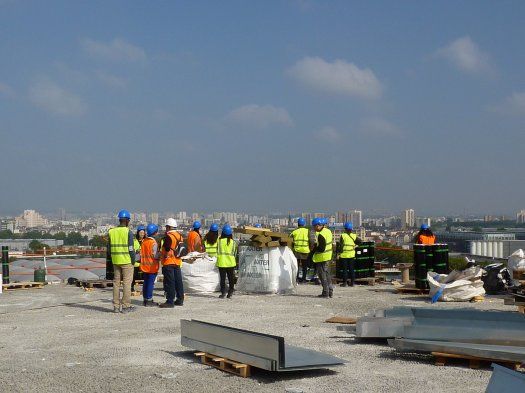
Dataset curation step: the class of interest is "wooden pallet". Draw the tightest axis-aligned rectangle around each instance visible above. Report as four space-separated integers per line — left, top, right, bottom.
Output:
394 284 429 295
194 352 251 378
2 282 45 290
77 280 114 288
432 352 523 370
325 316 357 324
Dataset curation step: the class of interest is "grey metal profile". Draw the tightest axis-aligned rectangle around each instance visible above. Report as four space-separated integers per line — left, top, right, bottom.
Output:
388 339 525 363
486 363 525 393
180 319 345 371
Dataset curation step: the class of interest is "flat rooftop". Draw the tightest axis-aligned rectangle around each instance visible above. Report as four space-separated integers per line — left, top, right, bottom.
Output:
0 283 512 392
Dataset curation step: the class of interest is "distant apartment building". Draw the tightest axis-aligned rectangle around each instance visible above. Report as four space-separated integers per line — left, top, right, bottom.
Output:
517 210 525 224
349 210 362 227
15 210 48 228
149 212 159 225
416 217 431 228
402 209 415 228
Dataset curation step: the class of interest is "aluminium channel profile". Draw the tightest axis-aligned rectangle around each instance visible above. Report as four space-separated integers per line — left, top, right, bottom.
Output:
485 363 525 393
180 319 345 372
388 339 525 363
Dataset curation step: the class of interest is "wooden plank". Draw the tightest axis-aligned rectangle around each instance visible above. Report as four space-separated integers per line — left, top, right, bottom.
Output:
267 241 280 247
325 316 357 324
431 351 521 370
2 282 45 290
251 235 272 243
194 352 251 378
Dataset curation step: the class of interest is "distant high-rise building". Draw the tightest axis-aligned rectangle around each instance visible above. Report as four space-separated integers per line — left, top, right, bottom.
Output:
349 210 362 227
335 211 346 223
402 209 415 228
59 208 66 221
15 210 47 228
149 212 159 225
517 210 525 224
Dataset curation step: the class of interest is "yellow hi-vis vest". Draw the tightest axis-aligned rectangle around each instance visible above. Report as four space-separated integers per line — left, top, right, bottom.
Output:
217 238 237 268
109 227 132 265
340 232 357 259
313 227 333 263
290 227 310 254
204 240 218 257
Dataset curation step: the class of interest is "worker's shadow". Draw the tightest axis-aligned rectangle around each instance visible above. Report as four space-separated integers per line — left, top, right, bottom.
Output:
377 349 433 365
398 296 431 303
165 350 337 383
64 303 115 313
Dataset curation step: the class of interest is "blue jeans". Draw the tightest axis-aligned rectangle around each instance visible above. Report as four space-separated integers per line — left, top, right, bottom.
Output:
142 272 157 300
162 265 184 304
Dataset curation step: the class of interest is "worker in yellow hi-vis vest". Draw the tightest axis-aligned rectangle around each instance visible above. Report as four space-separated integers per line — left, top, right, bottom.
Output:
337 222 362 287
290 217 311 283
312 217 334 298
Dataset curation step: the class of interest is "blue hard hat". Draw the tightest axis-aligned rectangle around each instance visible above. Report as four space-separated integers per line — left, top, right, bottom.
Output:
222 224 233 236
421 224 430 230
254 223 262 228
146 224 158 237
298 218 306 227
118 210 131 220
344 222 353 230
209 223 219 232
320 217 327 225
193 221 201 230
312 218 322 226
137 225 146 232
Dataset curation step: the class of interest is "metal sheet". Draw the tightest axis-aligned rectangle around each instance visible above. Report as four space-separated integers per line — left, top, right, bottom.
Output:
388 339 525 363
486 363 525 393
180 319 345 371
356 317 414 338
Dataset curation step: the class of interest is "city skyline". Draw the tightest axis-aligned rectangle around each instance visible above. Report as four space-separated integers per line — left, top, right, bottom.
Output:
1 2 524 215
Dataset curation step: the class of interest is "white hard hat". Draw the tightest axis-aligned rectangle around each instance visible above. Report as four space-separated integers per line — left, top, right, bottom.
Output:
165 218 178 228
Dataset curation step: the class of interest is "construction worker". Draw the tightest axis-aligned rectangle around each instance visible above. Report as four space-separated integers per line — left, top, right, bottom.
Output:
290 218 311 283
338 222 362 287
216 224 237 299
131 225 145 293
312 217 334 298
140 224 160 307
107 210 136 313
254 223 262 228
203 223 219 257
415 224 436 245
159 218 185 308
187 221 203 253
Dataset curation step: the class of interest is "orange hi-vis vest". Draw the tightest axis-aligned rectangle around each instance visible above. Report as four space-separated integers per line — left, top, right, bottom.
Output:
187 230 202 253
140 237 159 274
418 234 436 245
161 231 183 266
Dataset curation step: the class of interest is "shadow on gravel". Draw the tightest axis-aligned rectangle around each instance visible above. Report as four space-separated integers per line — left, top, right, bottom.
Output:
366 288 396 293
398 296 430 303
64 303 114 313
164 350 196 363
377 349 433 365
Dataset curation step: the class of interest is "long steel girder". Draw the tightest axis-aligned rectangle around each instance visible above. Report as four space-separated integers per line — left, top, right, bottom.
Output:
180 319 345 371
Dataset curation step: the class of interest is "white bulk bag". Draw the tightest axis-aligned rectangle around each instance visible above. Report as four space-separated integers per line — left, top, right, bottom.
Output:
507 249 525 286
237 246 298 294
181 253 220 293
428 266 485 302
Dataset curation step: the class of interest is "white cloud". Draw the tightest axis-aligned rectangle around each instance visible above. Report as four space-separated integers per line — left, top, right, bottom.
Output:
359 118 401 137
490 92 525 116
287 57 383 99
96 71 127 88
225 104 294 129
0 82 15 97
434 36 491 74
81 38 146 62
29 79 87 116
314 126 341 143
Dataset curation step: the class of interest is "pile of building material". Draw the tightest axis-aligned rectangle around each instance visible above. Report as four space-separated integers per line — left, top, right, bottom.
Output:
340 306 525 366
181 319 345 377
234 226 292 248
427 266 485 302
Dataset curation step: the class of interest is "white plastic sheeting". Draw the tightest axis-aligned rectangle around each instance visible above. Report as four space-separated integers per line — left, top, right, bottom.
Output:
181 253 220 293
508 249 525 286
237 246 298 294
428 266 485 302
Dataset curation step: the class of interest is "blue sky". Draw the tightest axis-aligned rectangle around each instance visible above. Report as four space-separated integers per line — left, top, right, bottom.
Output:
1 1 524 216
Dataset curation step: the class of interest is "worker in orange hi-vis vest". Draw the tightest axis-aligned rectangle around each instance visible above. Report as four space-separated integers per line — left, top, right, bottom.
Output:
415 224 436 245
187 221 203 253
140 224 160 307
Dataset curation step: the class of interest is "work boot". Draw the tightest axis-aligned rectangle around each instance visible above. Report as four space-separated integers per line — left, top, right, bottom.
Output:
329 289 333 298
340 282 348 287
317 293 329 298
113 306 121 313
227 291 233 299
174 299 184 306
159 302 174 308
121 306 136 314
144 300 158 307
219 293 226 299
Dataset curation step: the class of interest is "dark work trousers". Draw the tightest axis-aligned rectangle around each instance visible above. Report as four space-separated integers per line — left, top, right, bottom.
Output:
219 267 235 295
142 272 157 301
295 252 309 282
315 262 334 295
162 265 184 304
340 258 356 285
